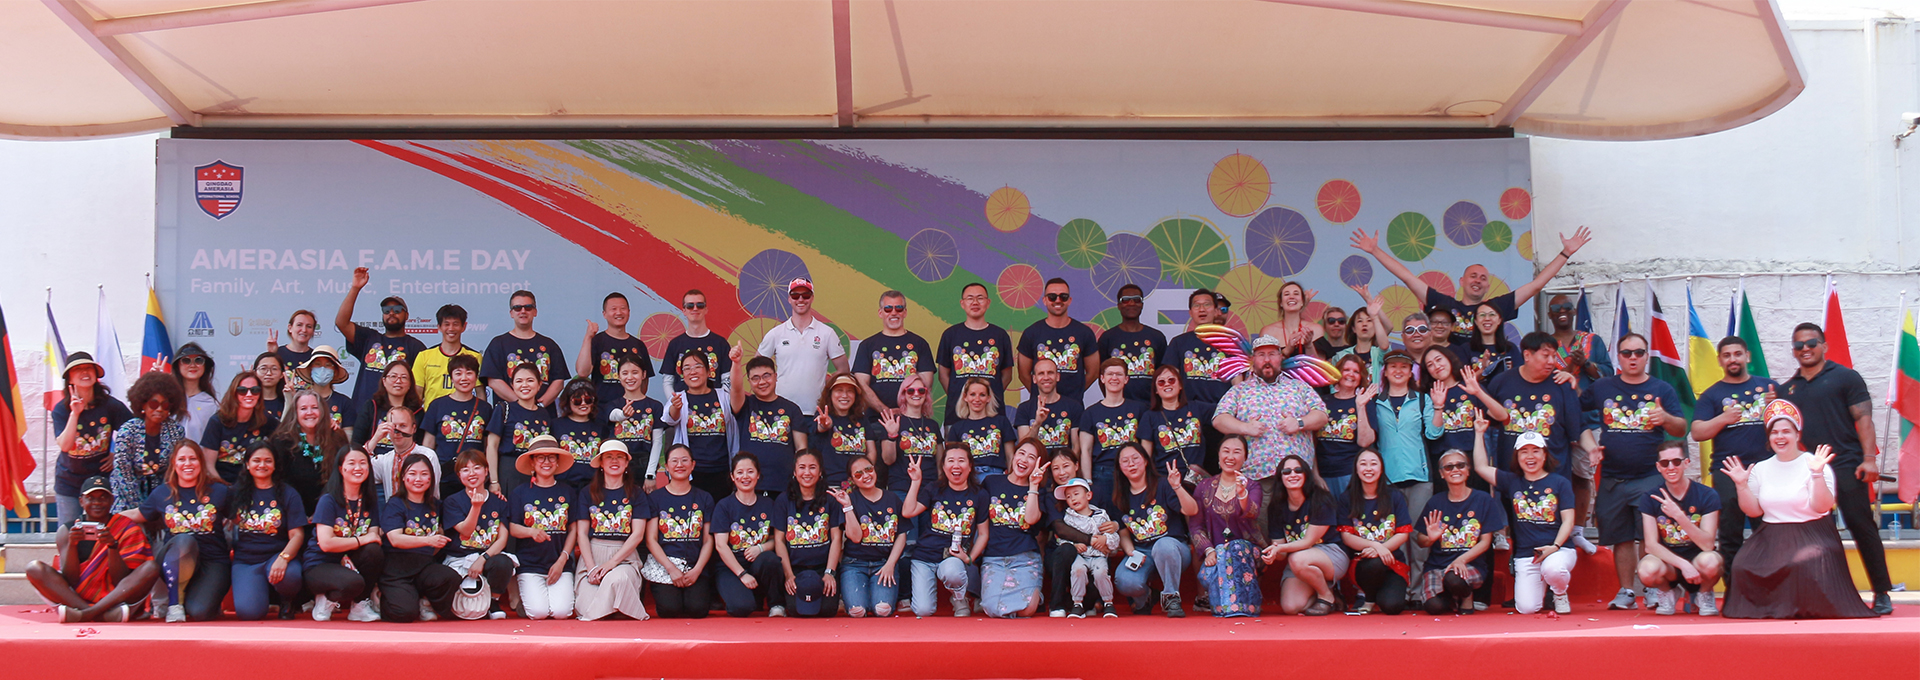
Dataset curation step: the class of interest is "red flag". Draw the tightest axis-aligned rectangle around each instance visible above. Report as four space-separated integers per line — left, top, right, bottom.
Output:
1823 276 1853 368
0 300 37 516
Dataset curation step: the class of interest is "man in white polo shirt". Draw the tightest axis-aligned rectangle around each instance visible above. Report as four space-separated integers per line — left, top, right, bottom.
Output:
757 278 848 415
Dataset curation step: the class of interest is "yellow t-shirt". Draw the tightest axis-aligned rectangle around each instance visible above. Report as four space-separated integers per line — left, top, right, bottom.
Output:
412 344 482 407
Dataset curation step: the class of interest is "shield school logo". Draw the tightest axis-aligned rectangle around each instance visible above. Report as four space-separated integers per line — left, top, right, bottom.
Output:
195 161 244 219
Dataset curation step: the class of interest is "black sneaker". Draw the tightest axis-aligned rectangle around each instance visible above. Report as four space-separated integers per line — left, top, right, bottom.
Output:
1100 602 1118 618
1068 603 1087 619
1130 596 1153 616
1193 594 1212 613
1162 592 1186 618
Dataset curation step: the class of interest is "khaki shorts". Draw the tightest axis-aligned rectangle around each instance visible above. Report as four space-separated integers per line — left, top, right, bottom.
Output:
1570 431 1597 480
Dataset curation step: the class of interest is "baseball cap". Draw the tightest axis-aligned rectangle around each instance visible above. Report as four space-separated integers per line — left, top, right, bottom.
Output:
80 476 111 496
792 571 826 616
1515 432 1548 450
1053 477 1093 500
1250 335 1283 351
788 278 814 294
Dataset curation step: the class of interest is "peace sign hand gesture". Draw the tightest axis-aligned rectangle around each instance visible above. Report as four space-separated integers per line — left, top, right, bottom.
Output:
1164 461 1183 488
905 456 924 483
1651 487 1688 522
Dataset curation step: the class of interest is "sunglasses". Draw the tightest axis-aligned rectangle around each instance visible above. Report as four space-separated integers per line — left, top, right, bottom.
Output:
1403 325 1431 334
236 386 262 396
570 398 596 406
1548 303 1575 313
1619 348 1648 358
881 305 906 313
1440 462 1471 471
1280 467 1306 476
177 356 208 367
902 387 928 396
1118 295 1144 303
381 305 406 314
1046 293 1071 302
510 304 536 312
1793 338 1822 350
790 292 813 300
1656 458 1687 468
1325 317 1348 325
1154 377 1180 387
142 399 170 411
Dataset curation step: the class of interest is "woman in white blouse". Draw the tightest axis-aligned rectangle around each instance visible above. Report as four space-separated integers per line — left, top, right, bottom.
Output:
1718 399 1876 619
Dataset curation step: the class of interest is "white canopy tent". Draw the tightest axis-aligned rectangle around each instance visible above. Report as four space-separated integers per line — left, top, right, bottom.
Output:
2 0 1803 140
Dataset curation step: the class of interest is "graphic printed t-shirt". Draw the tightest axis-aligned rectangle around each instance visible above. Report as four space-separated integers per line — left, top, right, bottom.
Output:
735 396 803 491
441 490 508 559
1145 401 1214 469
230 484 307 564
1099 325 1167 402
1494 470 1573 558
423 395 489 463
648 486 714 564
1695 376 1778 466
776 494 843 567
1019 319 1098 399
140 483 231 563
1487 371 1583 471
710 493 776 562
820 413 878 487
345 330 427 407
52 395 133 495
1425 289 1518 346
1079 400 1146 469
1414 490 1506 571
662 332 729 393
947 415 1014 472
846 490 904 563
1316 394 1362 477
382 495 444 556
981 475 1042 557
912 483 986 562
199 415 279 483
1122 479 1189 544
509 481 576 574
587 332 653 402
884 415 942 491
1637 482 1720 558
1339 492 1411 549
487 401 551 457
679 390 730 472
550 416 606 487
480 332 570 388
1267 496 1341 546
1014 395 1082 451
937 324 1012 422
853 332 934 411
604 396 665 470
580 485 651 541
304 493 377 568
1578 376 1682 479
1163 332 1234 404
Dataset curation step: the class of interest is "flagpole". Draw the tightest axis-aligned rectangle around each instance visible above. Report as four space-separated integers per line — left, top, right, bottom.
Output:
40 287 50 531
1880 290 1906 537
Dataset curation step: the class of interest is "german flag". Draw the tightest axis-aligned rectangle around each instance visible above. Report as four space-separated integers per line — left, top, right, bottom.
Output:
0 300 36 516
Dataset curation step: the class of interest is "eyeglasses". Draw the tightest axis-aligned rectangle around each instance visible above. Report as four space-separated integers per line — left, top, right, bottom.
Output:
235 386 262 396
510 304 535 312
1655 458 1687 468
749 372 776 382
1619 348 1648 358
683 301 707 310
1441 462 1470 471
1548 303 1575 313
1324 317 1348 325
790 292 813 300
902 387 928 396
852 467 876 476
881 305 906 313
177 356 208 367
1793 338 1823 350
1279 467 1306 476
381 305 406 314
1118 295 1143 303
384 373 410 382
1403 325 1430 334
1045 293 1071 302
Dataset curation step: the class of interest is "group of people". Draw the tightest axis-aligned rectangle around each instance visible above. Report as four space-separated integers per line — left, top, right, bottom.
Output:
26 228 1892 622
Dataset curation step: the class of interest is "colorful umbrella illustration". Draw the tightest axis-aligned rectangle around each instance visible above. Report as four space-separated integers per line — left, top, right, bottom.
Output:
1442 201 1486 247
1316 179 1362 224
1385 212 1437 262
639 313 685 359
728 317 783 362
738 249 812 319
985 186 1031 232
1092 233 1162 297
1207 153 1271 218
906 228 959 282
1148 217 1232 289
998 264 1045 310
1482 221 1513 252
1517 230 1535 260
1500 187 1532 220
1245 206 1314 277
1338 255 1373 288
1057 218 1109 270
1215 264 1281 332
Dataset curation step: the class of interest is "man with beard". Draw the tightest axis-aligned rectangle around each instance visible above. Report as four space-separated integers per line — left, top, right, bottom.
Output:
1098 284 1167 403
758 278 848 417
1350 226 1592 345
1018 278 1099 402
1780 323 1893 615
1212 335 1328 536
1690 336 1774 584
334 266 427 414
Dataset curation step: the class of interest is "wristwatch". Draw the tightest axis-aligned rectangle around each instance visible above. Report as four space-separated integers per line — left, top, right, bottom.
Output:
824 568 836 578
1295 417 1304 430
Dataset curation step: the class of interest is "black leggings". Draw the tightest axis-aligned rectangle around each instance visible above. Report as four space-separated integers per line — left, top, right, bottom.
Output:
467 553 517 604
379 551 461 622
1353 557 1408 615
652 567 716 619
1422 572 1473 614
307 543 386 603
159 534 231 621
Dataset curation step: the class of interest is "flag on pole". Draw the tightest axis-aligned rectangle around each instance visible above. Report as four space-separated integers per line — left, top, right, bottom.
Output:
1730 278 1769 378
1822 274 1853 368
0 299 38 516
43 298 68 411
1646 284 1697 420
141 282 173 375
1687 283 1724 396
1892 308 1920 504
95 288 126 396
1575 287 1593 333
1613 284 1632 366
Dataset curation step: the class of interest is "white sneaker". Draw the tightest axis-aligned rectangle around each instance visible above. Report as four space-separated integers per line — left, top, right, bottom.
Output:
1492 532 1511 551
1652 588 1677 616
768 605 788 618
1694 591 1720 617
1049 609 1067 618
1552 591 1572 615
348 599 381 622
164 604 186 623
1607 588 1639 610
950 595 972 617
312 594 338 622
417 598 437 621
1570 533 1598 555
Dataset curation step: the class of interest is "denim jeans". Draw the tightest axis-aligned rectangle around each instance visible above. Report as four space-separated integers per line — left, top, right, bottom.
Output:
978 552 1042 618
231 558 304 621
1322 475 1352 498
1115 536 1191 608
839 557 900 617
909 556 975 617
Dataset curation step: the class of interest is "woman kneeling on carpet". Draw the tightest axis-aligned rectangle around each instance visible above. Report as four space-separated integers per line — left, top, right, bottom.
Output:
645 444 717 618
227 441 307 621
1719 399 1876 619
443 448 515 620
1191 435 1262 617
575 440 651 620
712 452 783 617
129 441 231 622
975 438 1047 618
1340 448 1411 615
509 435 580 620
380 453 460 622
775 450 844 618
307 447 384 622
1114 441 1197 617
1473 416 1578 616
1261 453 1349 616
1412 450 1504 615
903 443 989 617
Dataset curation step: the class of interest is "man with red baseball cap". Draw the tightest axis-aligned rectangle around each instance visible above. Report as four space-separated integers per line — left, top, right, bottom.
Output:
757 278 848 416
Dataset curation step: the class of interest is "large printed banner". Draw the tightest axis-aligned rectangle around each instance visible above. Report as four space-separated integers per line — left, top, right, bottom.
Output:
156 138 1535 402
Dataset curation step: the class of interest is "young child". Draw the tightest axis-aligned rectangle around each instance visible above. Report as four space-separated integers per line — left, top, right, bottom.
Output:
1054 477 1119 618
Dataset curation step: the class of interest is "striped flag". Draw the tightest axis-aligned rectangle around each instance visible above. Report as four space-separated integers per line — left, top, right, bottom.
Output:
141 283 173 374
1646 285 1697 420
0 299 37 516
1687 284 1722 468
1728 277 1769 378
95 288 126 396
1893 309 1920 504
1822 274 1852 368
43 299 67 411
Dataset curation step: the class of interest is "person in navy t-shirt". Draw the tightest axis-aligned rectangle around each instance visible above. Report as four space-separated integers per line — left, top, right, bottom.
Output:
1018 279 1099 402
1472 414 1578 616
1260 453 1348 616
1689 336 1774 573
1635 441 1723 616
1412 450 1505 615
1099 284 1168 403
1579 333 1687 611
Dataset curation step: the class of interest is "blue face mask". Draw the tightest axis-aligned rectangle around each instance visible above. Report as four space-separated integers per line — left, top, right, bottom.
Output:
309 366 335 384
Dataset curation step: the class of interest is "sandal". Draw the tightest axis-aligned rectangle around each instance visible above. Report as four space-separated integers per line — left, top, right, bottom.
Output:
1303 598 1335 616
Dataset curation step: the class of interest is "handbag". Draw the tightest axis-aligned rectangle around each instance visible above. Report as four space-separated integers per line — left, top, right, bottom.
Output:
640 555 691 585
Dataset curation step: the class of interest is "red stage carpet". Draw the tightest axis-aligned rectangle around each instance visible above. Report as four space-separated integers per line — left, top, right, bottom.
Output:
3 600 1914 680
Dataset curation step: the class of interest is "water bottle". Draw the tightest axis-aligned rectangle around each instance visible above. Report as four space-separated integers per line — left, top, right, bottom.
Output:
1892 514 1903 541
949 530 965 555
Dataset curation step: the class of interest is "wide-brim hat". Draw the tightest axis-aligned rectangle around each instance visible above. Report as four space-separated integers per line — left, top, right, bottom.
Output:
590 439 630 468
515 435 575 476
61 351 103 381
296 346 349 385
